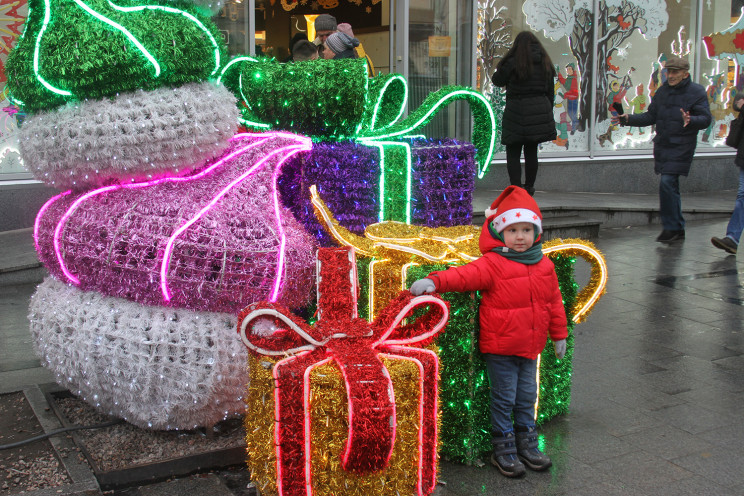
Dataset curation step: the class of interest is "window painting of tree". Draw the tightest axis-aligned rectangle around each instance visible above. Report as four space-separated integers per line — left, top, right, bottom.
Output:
523 0 668 127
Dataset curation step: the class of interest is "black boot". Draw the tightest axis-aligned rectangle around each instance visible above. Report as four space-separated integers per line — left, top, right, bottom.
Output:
515 425 552 471
490 430 526 477
522 184 535 196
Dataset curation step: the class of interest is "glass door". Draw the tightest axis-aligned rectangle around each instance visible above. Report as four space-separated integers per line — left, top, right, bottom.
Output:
392 0 476 140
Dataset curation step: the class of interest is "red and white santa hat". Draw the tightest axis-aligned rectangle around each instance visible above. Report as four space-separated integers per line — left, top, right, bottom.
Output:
485 185 543 234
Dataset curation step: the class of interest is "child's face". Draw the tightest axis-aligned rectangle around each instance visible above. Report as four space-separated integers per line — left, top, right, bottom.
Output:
502 222 535 252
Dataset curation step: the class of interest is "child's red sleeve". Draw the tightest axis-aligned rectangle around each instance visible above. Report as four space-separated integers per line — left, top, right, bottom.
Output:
427 257 493 294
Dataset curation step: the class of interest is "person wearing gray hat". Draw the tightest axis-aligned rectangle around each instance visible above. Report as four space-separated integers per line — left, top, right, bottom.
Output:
663 56 690 71
322 31 360 60
613 55 711 244
313 14 337 46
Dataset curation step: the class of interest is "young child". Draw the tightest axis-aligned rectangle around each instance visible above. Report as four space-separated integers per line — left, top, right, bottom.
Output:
410 185 567 477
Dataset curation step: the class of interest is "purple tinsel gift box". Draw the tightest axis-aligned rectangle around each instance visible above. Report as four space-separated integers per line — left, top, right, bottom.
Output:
278 138 476 245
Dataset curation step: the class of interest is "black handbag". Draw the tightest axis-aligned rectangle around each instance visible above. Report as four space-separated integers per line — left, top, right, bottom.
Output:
725 115 744 148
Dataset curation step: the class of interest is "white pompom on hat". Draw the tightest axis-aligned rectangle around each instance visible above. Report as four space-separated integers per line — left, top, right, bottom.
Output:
485 185 543 234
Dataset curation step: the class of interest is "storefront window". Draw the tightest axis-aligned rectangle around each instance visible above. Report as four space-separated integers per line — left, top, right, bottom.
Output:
587 0 693 154
699 2 744 149
0 0 29 179
476 0 744 157
477 0 592 154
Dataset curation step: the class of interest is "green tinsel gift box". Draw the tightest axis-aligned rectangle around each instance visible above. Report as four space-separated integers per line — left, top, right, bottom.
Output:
399 255 577 465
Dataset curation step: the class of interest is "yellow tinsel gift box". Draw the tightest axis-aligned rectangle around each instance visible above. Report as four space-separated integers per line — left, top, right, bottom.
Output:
244 353 436 496
238 246 450 496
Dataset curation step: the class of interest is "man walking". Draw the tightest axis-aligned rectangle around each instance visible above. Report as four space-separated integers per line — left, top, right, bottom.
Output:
613 56 712 243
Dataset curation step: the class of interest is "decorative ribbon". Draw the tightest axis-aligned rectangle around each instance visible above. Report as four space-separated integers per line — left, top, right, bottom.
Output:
310 187 608 322
238 246 449 496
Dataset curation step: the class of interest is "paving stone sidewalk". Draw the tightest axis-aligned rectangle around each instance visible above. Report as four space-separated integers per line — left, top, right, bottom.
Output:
2 206 743 495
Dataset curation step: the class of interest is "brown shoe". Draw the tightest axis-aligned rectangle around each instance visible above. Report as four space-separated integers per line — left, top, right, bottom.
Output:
711 236 737 254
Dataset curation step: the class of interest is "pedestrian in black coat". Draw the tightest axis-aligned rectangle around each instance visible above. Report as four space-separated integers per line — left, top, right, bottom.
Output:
492 31 557 196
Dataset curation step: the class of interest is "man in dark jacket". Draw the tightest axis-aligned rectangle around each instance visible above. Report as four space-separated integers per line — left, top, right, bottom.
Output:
614 56 712 243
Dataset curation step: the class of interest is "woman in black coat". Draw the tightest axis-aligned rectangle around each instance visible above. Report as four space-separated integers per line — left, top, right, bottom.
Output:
492 31 557 196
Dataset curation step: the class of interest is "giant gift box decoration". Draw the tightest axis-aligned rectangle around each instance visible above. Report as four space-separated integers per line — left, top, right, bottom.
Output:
310 190 608 463
278 138 477 247
238 246 450 496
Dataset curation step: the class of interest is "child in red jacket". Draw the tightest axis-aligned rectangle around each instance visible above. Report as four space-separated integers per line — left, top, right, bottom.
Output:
410 185 567 477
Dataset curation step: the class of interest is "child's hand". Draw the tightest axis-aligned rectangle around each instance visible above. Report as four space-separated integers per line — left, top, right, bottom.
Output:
553 339 566 359
410 278 435 296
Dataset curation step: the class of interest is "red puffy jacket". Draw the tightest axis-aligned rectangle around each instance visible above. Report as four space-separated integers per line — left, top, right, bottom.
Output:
427 221 567 359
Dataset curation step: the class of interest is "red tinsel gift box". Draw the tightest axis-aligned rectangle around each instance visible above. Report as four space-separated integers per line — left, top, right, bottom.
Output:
238 247 449 496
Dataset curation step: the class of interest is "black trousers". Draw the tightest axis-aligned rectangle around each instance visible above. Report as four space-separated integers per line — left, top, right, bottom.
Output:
505 143 538 188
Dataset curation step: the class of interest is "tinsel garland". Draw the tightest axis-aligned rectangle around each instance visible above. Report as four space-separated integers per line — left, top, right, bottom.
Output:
34 132 318 313
7 0 227 113
219 57 369 141
238 247 449 496
390 137 476 225
19 83 238 190
245 355 425 496
357 85 497 178
28 277 248 430
362 73 407 132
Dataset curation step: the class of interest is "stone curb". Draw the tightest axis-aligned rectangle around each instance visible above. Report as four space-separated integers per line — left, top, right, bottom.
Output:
22 384 101 495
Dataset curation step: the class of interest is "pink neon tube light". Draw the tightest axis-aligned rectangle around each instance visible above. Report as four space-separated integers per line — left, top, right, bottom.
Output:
160 142 309 302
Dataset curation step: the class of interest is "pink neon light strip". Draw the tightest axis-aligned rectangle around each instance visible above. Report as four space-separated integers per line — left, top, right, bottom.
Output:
378 352 426 496
53 185 118 285
52 135 273 285
421 348 439 495
303 356 333 496
35 190 71 251
160 142 310 301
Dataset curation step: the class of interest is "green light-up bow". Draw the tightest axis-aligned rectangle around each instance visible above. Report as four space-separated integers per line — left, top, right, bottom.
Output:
219 57 497 223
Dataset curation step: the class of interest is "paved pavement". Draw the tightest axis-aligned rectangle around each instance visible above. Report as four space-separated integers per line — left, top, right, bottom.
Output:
2 191 744 495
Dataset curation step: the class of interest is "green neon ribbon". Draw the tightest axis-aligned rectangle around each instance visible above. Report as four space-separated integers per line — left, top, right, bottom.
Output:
357 81 496 222
6 0 226 113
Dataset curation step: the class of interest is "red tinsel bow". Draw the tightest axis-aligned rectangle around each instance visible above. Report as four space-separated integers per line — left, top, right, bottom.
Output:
238 246 449 496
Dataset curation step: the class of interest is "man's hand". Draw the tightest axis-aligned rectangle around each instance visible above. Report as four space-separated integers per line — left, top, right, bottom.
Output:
680 108 690 127
611 113 627 126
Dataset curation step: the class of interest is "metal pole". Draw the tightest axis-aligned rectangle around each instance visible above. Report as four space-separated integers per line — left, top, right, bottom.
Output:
588 0 600 159
248 0 255 56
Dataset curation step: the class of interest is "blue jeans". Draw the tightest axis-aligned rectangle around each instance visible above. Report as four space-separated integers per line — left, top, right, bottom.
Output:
483 354 538 433
725 168 744 244
659 174 685 231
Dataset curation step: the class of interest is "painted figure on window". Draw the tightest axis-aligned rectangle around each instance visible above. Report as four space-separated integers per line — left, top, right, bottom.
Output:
552 81 570 149
626 84 646 136
702 72 733 142
557 63 580 134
